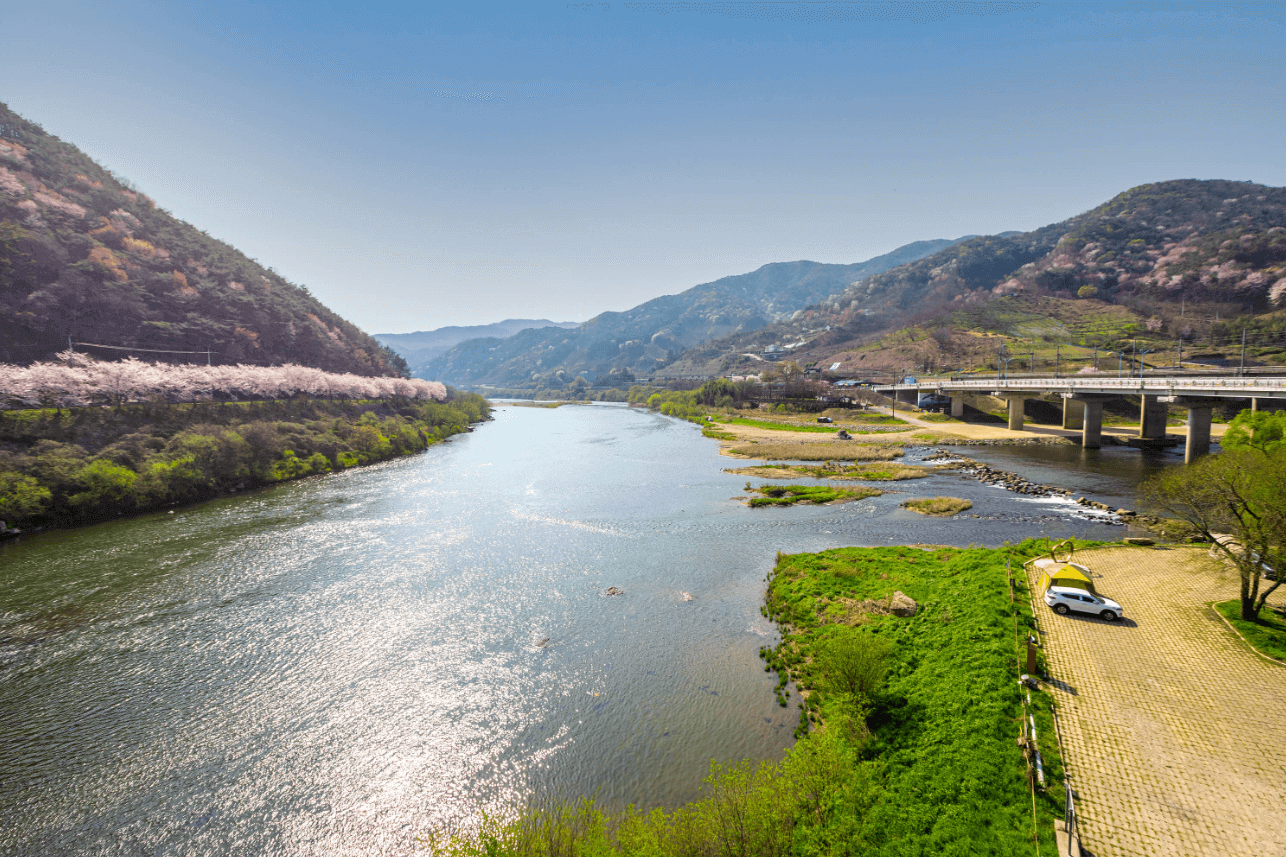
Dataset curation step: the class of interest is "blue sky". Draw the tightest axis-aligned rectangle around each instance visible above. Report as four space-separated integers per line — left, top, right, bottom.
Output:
3 1 1283 333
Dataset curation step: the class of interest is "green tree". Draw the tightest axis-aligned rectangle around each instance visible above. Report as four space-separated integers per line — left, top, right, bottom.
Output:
67 459 138 511
0 471 52 522
1077 285 1099 299
1142 443 1286 620
1221 409 1286 455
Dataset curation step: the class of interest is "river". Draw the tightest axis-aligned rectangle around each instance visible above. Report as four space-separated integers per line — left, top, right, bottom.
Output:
0 403 1159 856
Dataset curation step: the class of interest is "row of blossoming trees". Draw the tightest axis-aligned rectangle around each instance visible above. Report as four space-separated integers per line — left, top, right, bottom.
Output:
0 352 446 409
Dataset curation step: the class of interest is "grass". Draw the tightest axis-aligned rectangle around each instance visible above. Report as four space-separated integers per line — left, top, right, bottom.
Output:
1213 599 1286 661
761 542 1070 854
901 496 973 516
701 427 738 441
717 417 838 433
747 484 882 507
730 443 904 461
845 413 908 425
916 412 957 423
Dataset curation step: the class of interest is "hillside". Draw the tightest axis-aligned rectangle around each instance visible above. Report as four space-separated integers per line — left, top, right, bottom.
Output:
424 239 963 386
0 104 400 376
664 179 1286 378
374 318 580 372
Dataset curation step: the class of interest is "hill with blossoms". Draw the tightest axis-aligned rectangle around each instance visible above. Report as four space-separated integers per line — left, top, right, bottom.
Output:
0 103 402 376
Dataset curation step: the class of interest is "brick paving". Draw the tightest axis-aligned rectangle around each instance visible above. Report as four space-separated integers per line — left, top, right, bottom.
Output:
1026 546 1286 857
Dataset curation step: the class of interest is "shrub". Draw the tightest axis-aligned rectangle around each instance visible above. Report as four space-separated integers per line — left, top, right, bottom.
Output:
815 628 893 703
0 471 52 522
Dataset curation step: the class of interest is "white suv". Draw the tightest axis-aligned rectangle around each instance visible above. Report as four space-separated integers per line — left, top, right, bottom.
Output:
1045 586 1123 622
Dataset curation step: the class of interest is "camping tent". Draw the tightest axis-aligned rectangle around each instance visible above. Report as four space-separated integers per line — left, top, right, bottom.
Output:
1033 559 1094 593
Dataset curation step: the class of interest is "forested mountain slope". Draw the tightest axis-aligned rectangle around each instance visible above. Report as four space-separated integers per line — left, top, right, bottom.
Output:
425 239 962 386
664 179 1286 377
0 104 400 375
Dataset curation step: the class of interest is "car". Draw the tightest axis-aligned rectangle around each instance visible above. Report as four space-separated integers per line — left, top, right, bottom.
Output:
1044 586 1123 621
816 416 833 423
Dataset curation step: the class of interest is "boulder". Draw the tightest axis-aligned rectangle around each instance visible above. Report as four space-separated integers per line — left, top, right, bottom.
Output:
889 591 919 617
603 586 624 596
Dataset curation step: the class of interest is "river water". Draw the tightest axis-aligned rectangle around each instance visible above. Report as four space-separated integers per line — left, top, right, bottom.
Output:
1 404 1156 856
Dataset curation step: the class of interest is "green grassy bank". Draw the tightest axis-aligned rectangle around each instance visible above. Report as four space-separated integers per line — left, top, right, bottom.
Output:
428 541 1073 857
0 392 490 530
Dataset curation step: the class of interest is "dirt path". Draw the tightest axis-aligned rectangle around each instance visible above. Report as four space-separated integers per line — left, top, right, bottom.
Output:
1027 546 1286 856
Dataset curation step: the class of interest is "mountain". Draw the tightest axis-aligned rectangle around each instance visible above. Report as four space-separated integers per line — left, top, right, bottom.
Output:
375 319 581 371
424 238 965 386
0 104 400 375
663 179 1286 377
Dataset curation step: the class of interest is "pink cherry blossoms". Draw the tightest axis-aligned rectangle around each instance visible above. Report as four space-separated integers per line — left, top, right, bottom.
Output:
0 352 447 409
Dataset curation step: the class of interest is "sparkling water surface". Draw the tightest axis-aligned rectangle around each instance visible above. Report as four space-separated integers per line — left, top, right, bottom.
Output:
1 403 1150 856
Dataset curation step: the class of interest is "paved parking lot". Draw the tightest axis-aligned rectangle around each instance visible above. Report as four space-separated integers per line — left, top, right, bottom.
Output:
1027 546 1286 857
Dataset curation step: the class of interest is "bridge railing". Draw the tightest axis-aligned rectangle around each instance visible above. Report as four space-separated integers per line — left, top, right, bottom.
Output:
876 375 1286 394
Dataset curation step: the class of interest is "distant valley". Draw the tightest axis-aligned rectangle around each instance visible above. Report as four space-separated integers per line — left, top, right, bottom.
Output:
420 239 964 387
374 319 580 375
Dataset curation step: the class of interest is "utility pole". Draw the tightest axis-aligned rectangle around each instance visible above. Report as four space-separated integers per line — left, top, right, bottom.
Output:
1240 328 1246 375
1054 344 1061 378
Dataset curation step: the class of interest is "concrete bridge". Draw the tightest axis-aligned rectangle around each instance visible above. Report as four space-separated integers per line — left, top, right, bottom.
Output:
875 375 1286 462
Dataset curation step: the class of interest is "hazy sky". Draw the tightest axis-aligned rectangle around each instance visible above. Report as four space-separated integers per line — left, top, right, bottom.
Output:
3 1 1283 333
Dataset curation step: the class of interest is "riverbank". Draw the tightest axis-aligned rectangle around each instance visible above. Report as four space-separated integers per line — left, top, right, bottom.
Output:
430 541 1074 857
0 392 490 533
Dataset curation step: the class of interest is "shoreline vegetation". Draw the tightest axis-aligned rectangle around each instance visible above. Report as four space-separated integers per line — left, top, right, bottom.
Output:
0 391 490 533
427 541 1071 857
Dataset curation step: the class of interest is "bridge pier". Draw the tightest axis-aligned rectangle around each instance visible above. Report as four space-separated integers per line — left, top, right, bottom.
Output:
1004 395 1025 431
897 388 917 405
950 395 965 418
1062 397 1084 430
1081 399 1104 449
1186 407 1212 463
1069 393 1115 449
1166 397 1220 463
1139 395 1168 440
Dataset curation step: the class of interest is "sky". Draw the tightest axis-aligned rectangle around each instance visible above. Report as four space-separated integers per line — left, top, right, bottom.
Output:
2 1 1284 334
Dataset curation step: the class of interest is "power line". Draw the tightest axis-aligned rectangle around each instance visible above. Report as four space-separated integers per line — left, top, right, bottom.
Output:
72 341 212 355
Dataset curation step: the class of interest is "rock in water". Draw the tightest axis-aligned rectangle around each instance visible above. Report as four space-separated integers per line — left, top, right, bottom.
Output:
682 591 695 601
603 586 624 596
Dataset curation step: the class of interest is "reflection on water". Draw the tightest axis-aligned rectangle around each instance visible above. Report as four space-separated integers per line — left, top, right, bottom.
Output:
0 404 1162 856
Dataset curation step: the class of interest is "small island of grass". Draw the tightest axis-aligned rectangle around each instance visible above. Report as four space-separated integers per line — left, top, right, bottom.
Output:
901 496 973 516
746 484 882 507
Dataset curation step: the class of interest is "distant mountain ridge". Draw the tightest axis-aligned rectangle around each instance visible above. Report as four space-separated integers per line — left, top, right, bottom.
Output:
662 179 1286 378
424 238 966 386
0 103 399 375
375 319 581 371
